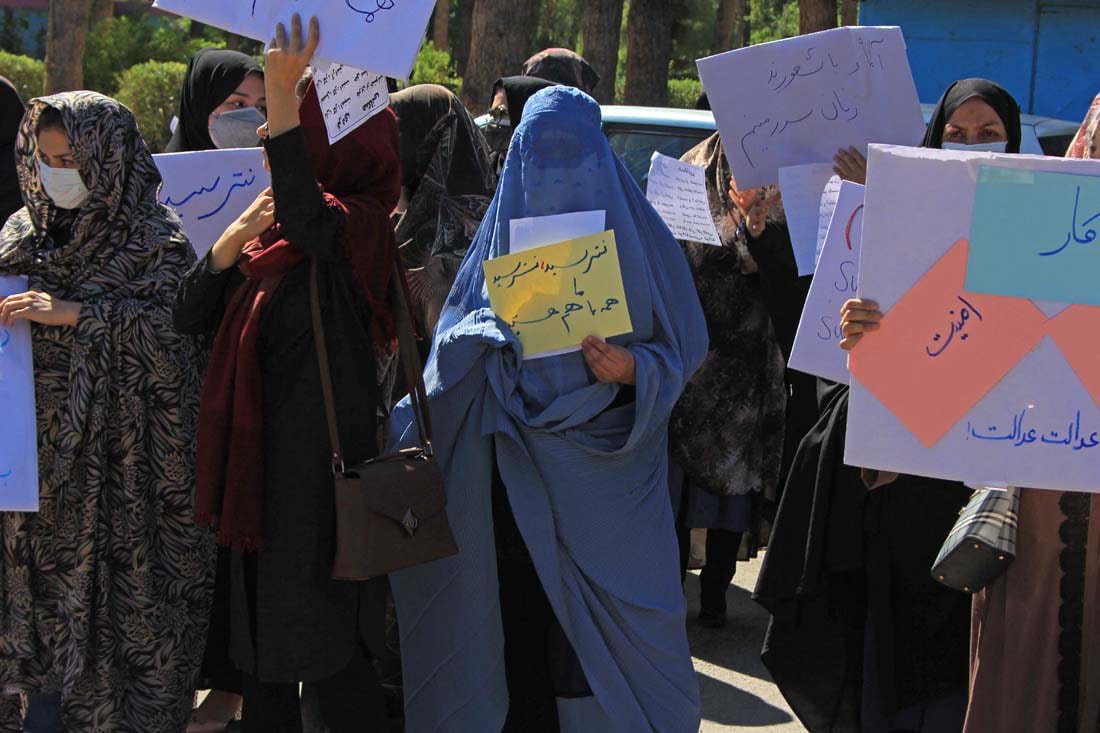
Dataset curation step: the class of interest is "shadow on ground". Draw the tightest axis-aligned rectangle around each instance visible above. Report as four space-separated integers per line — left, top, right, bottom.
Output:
686 569 796 729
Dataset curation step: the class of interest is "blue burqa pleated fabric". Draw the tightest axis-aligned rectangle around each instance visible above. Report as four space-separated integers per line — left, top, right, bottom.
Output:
388 86 707 733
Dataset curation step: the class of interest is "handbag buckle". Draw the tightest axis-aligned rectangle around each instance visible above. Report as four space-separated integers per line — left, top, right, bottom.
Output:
422 440 434 458
401 509 419 536
331 454 346 476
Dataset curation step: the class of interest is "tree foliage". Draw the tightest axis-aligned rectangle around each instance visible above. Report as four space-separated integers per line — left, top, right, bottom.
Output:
0 51 45 101
113 60 186 153
84 16 259 96
410 42 462 95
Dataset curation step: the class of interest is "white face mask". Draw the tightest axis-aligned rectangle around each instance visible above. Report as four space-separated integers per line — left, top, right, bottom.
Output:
38 161 90 210
941 140 1008 154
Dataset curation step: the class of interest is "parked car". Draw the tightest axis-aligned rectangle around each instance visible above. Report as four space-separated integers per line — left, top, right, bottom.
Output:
477 104 1080 188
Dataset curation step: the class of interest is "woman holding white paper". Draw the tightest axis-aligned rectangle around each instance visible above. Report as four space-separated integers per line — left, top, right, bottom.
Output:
388 85 706 732
793 78 1023 733
0 94 213 731
175 16 400 732
166 46 270 733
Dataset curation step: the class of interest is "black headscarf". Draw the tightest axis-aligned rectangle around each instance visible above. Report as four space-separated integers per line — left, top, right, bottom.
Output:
165 48 262 153
483 76 558 175
0 75 25 223
921 78 1022 153
495 75 558 127
522 48 600 93
390 84 496 336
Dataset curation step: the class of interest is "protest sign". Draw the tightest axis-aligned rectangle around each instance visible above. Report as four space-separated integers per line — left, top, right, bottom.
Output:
645 152 721 246
509 210 606 253
788 181 864 383
0 276 38 512
697 26 924 189
967 167 1100 305
815 174 843 267
846 144 1100 492
483 230 633 359
313 63 390 144
153 0 435 78
155 148 271 259
779 163 837 274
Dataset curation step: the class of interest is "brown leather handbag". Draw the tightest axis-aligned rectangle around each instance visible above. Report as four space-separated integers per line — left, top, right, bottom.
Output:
310 259 458 581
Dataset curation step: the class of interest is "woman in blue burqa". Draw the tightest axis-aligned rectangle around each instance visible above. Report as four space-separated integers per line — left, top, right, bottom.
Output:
388 86 706 733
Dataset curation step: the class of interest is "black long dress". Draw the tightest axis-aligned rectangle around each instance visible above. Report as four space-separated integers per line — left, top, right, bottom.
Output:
755 384 972 732
174 128 387 685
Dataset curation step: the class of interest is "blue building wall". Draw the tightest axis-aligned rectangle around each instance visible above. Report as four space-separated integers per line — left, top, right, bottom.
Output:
860 0 1100 122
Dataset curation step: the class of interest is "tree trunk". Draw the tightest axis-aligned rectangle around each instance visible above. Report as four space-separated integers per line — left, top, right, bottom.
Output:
433 0 450 51
799 0 838 35
840 0 858 26
90 0 113 23
452 0 476 77
624 0 672 106
44 0 92 94
713 0 746 54
461 0 539 111
581 0 624 104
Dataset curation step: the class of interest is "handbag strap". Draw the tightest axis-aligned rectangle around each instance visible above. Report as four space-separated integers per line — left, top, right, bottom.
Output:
309 258 435 475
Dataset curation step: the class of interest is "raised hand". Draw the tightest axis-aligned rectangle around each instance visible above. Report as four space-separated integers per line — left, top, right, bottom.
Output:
265 14 320 138
729 176 782 239
833 146 867 184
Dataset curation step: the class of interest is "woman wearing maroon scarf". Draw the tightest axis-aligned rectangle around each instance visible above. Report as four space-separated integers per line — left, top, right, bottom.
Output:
174 16 399 732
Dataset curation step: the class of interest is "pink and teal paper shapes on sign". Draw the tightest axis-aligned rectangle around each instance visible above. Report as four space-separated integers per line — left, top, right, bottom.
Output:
849 238 1048 447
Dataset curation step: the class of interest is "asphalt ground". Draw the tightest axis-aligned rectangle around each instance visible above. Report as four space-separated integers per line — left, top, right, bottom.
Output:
686 553 804 732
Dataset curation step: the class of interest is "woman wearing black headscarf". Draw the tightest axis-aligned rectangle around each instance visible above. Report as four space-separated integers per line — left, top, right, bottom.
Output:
168 47 266 733
0 76 25 223
884 81 1096 733
754 79 1021 733
483 76 557 174
166 48 265 154
390 84 496 339
521 48 599 94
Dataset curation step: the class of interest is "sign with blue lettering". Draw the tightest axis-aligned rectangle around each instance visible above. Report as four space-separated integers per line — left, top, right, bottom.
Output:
966 167 1100 305
154 148 271 259
153 0 437 79
0 276 38 511
788 180 864 383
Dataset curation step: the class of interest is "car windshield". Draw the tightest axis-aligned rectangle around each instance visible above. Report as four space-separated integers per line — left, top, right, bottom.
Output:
606 127 712 187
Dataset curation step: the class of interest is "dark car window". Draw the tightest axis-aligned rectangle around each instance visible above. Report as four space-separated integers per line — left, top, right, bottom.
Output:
1039 133 1075 157
604 125 712 188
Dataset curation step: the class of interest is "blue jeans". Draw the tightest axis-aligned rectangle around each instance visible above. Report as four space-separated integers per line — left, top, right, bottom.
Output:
23 691 62 733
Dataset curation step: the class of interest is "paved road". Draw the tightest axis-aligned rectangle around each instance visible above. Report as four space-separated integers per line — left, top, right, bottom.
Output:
686 553 803 732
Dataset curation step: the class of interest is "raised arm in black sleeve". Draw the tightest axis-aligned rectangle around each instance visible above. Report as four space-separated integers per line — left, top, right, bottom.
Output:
265 125 345 262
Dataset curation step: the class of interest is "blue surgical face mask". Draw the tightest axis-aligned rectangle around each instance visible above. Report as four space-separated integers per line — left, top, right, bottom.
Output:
941 140 1008 154
208 106 266 149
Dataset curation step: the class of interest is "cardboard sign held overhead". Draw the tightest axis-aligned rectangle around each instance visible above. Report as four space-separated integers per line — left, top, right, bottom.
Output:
697 26 924 189
153 0 436 79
